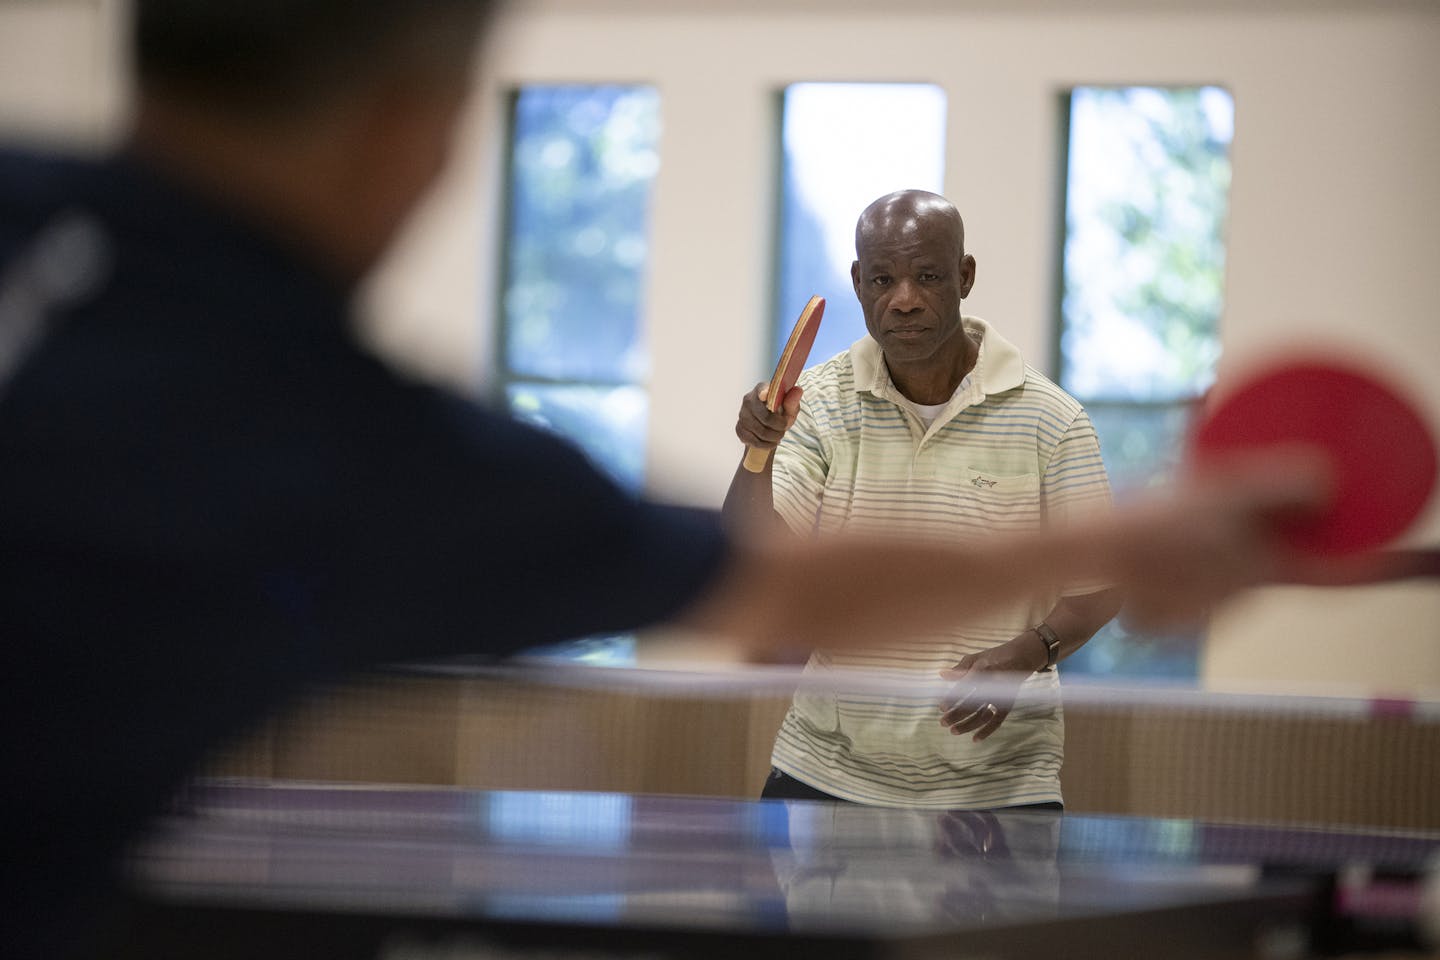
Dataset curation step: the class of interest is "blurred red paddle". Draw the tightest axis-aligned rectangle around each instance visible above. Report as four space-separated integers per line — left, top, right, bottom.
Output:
742 296 825 473
1189 359 1438 556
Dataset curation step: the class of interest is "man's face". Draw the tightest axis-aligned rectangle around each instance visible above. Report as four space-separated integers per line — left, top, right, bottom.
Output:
850 214 975 366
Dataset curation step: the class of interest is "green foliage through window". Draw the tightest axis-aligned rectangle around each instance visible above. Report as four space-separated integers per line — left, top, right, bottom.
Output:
499 84 660 492
497 85 662 667
1058 86 1235 681
775 83 947 365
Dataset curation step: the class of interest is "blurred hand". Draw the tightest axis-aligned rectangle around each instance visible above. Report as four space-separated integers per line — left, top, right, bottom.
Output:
1273 548 1440 587
1104 449 1334 631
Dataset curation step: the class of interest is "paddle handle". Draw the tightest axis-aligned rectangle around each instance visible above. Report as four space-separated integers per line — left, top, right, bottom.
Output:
741 445 772 473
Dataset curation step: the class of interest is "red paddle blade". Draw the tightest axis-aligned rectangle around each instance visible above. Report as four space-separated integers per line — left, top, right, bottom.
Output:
1188 359 1438 556
765 296 825 412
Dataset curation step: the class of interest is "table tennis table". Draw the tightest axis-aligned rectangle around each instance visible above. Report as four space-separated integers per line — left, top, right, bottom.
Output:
108 779 1439 959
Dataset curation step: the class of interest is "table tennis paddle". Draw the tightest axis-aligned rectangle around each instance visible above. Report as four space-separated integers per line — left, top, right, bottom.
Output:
742 295 825 473
1188 358 1438 556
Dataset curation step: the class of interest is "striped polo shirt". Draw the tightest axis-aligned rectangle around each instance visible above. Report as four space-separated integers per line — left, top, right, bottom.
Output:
769 316 1112 808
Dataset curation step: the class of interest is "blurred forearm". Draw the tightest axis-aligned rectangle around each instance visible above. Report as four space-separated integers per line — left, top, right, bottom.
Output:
679 460 1329 658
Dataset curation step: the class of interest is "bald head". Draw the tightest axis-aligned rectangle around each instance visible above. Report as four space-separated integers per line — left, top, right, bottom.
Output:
849 190 978 399
855 190 965 259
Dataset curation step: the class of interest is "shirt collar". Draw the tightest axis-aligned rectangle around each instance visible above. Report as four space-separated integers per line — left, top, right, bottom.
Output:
850 315 1026 399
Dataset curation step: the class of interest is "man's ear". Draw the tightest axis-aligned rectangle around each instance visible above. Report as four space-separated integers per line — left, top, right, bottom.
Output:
960 253 977 298
851 260 862 296
336 76 469 269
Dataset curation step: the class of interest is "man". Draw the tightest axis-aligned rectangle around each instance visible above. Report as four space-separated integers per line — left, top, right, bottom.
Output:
0 3 1321 957
727 190 1120 809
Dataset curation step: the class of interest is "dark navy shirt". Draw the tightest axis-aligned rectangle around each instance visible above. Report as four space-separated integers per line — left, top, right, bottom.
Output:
0 149 730 957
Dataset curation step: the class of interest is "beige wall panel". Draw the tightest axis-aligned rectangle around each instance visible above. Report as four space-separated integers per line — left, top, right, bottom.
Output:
1060 702 1440 829
265 677 462 786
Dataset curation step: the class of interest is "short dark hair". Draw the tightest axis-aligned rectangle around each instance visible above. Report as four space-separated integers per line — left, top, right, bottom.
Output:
133 0 496 114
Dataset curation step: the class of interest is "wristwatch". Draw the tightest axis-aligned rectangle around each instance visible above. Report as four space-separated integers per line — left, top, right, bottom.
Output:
1034 622 1061 672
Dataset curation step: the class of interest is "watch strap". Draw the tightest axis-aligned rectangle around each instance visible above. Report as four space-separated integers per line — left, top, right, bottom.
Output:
1034 622 1061 671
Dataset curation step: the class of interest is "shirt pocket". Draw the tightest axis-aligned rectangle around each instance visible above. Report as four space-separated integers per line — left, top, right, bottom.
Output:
955 470 1042 532
791 683 840 735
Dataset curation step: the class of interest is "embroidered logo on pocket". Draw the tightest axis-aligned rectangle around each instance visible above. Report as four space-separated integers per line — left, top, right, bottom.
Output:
966 471 1039 492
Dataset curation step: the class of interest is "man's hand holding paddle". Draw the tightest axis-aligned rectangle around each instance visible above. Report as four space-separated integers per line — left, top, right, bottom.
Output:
735 380 805 468
723 296 825 533
737 295 825 470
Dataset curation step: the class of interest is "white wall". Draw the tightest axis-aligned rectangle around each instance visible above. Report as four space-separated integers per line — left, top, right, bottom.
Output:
0 0 128 148
4 0 1438 692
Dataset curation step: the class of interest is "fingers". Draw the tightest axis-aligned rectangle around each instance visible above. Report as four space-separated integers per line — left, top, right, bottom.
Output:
735 381 796 449
937 655 1013 740
1097 454 1339 631
935 659 974 712
970 708 1007 743
1195 445 1335 517
940 699 1009 741
937 659 974 683
1276 549 1440 586
779 385 804 426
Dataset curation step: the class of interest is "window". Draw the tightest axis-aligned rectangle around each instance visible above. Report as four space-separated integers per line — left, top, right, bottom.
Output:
497 84 662 665
498 84 661 494
775 83 947 361
1056 86 1236 680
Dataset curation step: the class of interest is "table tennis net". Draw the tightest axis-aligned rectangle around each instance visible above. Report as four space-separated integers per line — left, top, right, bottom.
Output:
197 661 1440 833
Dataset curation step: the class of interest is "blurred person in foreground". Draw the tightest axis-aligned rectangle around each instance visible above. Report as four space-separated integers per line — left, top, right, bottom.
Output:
0 1 1325 957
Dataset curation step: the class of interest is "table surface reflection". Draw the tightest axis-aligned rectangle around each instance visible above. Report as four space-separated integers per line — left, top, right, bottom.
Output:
118 780 1440 959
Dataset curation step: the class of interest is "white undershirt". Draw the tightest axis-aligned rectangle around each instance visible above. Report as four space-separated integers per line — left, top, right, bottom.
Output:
904 373 973 429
